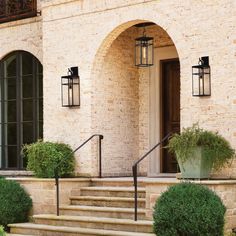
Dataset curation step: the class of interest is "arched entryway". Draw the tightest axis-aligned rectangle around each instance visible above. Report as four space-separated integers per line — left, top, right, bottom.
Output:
0 51 43 169
91 21 180 177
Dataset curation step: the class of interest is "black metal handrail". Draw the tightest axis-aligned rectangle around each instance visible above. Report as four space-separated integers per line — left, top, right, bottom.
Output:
54 134 103 216
132 132 171 221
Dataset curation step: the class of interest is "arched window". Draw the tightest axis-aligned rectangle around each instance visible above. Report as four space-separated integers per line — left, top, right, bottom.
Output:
0 51 43 169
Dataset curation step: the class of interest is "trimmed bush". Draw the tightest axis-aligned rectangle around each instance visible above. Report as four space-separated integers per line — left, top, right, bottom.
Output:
153 183 226 236
24 141 75 178
0 225 6 236
0 179 32 228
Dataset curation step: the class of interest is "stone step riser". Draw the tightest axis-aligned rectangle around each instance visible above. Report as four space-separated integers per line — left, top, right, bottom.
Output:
11 228 96 236
59 208 146 220
34 218 153 233
70 199 145 208
91 181 145 187
80 190 145 198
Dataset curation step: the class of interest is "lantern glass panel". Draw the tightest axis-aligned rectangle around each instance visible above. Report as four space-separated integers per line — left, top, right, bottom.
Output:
192 72 200 96
72 77 80 106
135 41 141 66
62 77 69 106
147 40 153 65
203 68 211 95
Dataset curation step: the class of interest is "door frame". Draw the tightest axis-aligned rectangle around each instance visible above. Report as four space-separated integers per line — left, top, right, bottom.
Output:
160 58 180 173
148 46 179 176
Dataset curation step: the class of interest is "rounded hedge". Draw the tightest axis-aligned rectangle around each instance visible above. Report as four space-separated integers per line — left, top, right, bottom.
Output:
153 183 226 236
0 179 32 228
24 141 75 178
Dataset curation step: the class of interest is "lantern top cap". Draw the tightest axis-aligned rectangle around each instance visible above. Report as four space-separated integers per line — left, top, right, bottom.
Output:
192 56 210 69
135 36 153 41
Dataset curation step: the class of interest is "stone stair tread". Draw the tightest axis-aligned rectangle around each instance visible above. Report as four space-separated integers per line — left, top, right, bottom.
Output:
33 214 153 225
80 186 146 192
60 205 146 213
7 234 35 236
70 196 145 201
9 223 155 236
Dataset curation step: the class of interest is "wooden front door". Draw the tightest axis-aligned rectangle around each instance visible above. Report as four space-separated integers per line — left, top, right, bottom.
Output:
161 59 180 173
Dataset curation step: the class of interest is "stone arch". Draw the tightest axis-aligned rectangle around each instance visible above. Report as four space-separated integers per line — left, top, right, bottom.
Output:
91 19 181 83
90 19 181 176
0 47 42 64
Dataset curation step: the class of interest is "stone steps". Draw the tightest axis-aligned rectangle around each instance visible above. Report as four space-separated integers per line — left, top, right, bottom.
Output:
9 179 152 236
59 205 147 220
91 178 142 187
9 223 155 236
33 214 153 233
70 195 145 208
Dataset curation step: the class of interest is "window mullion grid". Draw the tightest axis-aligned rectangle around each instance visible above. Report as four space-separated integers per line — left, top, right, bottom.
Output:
33 57 37 141
0 61 4 169
17 52 22 169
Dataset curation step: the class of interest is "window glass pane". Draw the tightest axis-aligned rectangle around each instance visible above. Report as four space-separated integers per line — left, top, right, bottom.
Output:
7 123 17 145
7 77 17 100
6 55 16 77
7 146 17 168
23 99 33 121
22 52 33 75
0 146 2 169
38 64 43 74
23 122 33 144
39 121 43 139
6 100 17 122
39 98 43 120
22 75 33 98
38 74 43 97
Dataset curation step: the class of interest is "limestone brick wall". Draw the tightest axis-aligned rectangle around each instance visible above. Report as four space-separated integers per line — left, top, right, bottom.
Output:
0 0 235 177
91 27 139 176
0 15 42 62
11 178 90 215
40 0 236 177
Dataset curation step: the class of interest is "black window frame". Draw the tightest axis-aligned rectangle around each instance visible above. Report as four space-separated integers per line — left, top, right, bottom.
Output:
0 50 43 170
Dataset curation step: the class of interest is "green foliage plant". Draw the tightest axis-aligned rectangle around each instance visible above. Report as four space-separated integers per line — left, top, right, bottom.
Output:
23 140 75 178
167 124 235 171
0 226 5 236
153 182 226 236
0 179 32 229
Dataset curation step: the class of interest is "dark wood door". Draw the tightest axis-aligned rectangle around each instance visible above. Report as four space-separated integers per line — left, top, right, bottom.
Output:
161 59 180 173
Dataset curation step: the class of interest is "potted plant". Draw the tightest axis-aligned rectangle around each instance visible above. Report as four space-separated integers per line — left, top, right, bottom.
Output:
167 124 235 179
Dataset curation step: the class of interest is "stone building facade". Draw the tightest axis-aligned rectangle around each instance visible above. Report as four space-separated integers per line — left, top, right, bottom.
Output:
0 0 236 178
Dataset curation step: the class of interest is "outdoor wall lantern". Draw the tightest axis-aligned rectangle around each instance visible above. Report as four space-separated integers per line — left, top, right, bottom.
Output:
61 67 80 107
192 56 211 97
135 25 154 67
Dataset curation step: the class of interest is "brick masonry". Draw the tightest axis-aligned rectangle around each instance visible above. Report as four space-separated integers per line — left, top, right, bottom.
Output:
0 0 235 177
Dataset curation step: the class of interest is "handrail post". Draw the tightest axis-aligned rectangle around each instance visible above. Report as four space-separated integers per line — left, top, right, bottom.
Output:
132 165 138 221
132 132 172 221
55 168 59 216
98 135 104 178
53 134 103 216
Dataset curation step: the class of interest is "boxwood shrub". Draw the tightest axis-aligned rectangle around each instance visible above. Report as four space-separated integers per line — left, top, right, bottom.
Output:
153 182 226 236
0 179 32 228
24 141 75 178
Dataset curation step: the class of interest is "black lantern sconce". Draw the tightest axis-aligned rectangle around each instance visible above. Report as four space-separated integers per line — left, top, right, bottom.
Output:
135 24 154 67
192 56 211 97
61 67 80 107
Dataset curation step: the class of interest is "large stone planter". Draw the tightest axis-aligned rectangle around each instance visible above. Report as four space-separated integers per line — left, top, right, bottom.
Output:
177 147 213 179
